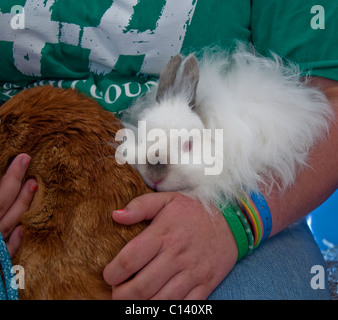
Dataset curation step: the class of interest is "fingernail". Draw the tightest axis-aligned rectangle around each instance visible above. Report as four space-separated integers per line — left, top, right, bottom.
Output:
113 209 127 215
30 182 38 193
21 155 31 168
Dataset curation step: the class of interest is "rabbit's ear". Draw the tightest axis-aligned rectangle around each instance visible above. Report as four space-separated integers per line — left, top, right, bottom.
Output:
156 54 183 103
156 54 199 108
179 54 199 108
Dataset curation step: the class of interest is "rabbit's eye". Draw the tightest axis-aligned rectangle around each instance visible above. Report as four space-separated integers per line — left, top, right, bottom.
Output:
182 140 192 153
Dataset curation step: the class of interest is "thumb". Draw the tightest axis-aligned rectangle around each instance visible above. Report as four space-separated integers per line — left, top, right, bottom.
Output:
112 192 175 225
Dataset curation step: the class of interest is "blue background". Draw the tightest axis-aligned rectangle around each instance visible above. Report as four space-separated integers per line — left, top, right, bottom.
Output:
307 189 338 251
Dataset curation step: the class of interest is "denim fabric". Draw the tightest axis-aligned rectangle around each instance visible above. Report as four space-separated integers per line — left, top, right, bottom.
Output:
208 219 330 300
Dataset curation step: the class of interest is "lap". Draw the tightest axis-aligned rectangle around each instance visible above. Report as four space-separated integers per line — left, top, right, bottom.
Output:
208 219 330 300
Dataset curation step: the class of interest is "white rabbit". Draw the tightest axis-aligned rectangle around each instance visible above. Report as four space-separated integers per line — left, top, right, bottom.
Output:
121 46 333 207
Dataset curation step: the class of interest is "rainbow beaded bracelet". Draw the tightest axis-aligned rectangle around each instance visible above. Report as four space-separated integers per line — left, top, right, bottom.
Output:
237 191 272 244
237 193 263 248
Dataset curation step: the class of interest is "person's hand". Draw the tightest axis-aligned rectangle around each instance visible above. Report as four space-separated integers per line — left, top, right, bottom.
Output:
0 154 37 257
103 192 238 300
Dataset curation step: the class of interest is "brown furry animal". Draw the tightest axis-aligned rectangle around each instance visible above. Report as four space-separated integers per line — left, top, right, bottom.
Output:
0 86 151 299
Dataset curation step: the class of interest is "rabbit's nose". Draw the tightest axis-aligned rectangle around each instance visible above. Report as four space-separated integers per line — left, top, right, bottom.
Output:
154 178 164 190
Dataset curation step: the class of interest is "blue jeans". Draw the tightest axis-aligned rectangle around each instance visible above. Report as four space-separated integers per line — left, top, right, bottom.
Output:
208 219 330 300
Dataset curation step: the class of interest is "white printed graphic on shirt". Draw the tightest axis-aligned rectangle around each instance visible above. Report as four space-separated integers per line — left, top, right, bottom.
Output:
0 0 197 77
81 0 197 75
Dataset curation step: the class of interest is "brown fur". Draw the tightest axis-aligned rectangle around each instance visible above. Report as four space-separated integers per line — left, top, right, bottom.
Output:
0 86 151 299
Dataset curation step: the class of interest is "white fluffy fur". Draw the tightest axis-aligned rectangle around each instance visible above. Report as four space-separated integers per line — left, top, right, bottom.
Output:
122 47 333 206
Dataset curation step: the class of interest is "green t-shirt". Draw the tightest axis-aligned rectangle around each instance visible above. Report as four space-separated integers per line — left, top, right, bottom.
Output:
0 0 337 113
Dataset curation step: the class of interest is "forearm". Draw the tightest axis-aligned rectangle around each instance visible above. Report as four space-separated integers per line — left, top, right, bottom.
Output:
265 77 338 236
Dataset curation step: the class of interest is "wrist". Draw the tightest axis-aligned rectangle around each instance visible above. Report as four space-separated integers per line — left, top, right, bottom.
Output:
218 191 272 261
